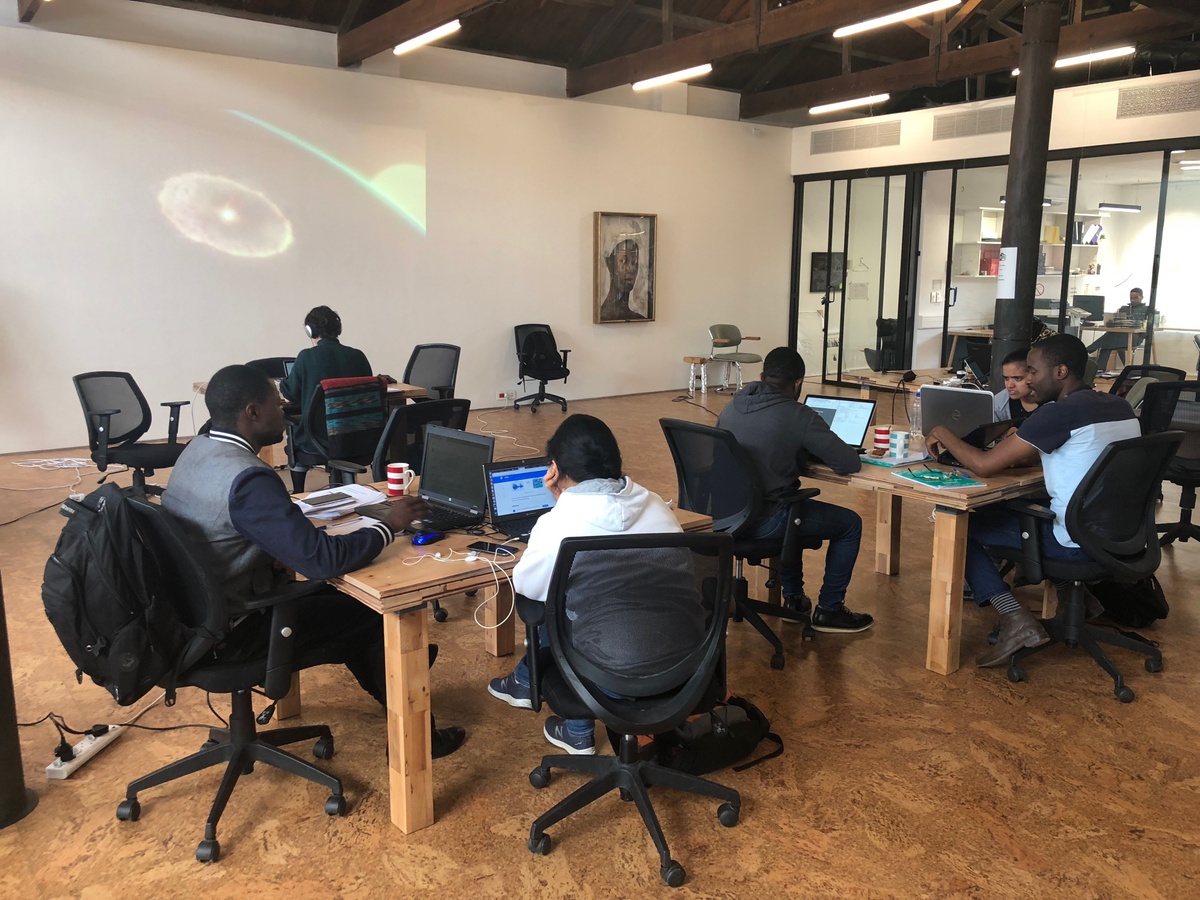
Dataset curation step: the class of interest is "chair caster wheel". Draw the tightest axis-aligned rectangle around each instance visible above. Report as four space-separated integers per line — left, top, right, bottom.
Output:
116 798 140 821
1116 685 1135 703
199 738 219 751
619 788 633 802
770 653 785 670
325 794 347 816
529 766 551 789
1146 657 1163 673
529 833 551 855
717 802 740 827
313 736 335 760
802 625 815 642
433 607 449 623
196 839 220 863
661 860 686 887
530 405 538 414
1007 665 1025 683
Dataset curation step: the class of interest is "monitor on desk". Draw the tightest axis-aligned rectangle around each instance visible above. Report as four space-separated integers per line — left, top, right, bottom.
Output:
1072 295 1104 322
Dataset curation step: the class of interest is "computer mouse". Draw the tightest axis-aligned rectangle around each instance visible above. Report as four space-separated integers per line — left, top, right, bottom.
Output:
412 531 445 546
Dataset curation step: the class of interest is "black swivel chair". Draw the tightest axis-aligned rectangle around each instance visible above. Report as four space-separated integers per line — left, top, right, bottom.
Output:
514 324 570 413
244 357 296 379
660 418 819 670
1141 381 1200 546
985 431 1182 702
115 497 346 862
288 376 389 492
377 398 472 477
402 343 460 401
73 372 190 494
526 533 740 888
864 317 901 373
1107 364 1186 406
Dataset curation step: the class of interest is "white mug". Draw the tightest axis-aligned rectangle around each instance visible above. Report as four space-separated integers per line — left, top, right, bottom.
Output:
888 430 911 458
386 462 414 496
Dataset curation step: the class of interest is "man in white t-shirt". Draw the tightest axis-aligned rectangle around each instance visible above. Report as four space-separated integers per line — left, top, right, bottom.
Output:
927 334 1139 667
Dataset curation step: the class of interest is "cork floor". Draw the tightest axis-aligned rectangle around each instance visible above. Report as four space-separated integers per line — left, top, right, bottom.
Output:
2 388 1200 898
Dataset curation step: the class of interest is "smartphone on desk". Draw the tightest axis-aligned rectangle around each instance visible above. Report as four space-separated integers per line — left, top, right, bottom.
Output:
305 491 352 507
467 540 516 556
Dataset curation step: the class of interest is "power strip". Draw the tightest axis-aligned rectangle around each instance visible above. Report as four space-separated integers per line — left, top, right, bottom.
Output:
45 725 125 780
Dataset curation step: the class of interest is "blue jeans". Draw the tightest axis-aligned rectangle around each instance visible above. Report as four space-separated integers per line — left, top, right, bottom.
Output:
513 624 593 739
748 498 862 609
964 506 1092 606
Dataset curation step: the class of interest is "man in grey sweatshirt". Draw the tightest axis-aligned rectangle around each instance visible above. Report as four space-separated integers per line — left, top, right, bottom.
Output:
717 347 872 633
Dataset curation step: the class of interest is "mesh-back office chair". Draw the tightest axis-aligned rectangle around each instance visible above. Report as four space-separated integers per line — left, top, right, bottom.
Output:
115 498 346 862
244 357 296 379
73 372 190 494
864 318 901 373
1193 334 1200 379
402 343 460 401
288 376 389 493
1108 364 1185 405
1141 381 1200 545
985 432 1181 702
526 533 740 888
377 398 472 478
707 325 761 392
660 418 818 670
514 325 571 413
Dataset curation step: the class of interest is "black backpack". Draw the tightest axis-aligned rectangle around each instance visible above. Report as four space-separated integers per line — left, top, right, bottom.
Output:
1087 576 1169 629
522 330 559 370
654 695 783 776
42 484 203 706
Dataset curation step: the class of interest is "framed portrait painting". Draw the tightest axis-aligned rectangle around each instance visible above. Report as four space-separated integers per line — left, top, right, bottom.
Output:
594 212 656 323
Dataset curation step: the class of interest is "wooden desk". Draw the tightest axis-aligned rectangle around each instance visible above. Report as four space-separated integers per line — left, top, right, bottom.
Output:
833 367 949 400
327 505 712 835
804 461 1044 675
944 328 993 368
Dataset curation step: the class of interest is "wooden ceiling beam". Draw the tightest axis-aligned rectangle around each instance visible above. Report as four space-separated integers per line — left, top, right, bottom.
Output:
567 0 905 95
743 40 811 92
944 0 990 36
338 0 496 66
570 0 638 67
18 0 41 23
741 7 1192 118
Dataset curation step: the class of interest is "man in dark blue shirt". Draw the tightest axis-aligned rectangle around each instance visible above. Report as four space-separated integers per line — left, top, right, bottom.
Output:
165 364 465 758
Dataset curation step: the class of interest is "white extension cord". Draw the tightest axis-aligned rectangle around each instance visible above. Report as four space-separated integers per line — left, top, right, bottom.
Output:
45 725 124 780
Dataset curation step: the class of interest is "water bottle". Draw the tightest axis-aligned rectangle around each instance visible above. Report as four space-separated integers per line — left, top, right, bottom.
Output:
911 387 923 443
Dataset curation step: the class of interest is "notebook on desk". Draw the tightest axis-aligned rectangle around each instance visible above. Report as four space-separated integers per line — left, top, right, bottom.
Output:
414 425 495 531
485 457 556 540
803 395 877 452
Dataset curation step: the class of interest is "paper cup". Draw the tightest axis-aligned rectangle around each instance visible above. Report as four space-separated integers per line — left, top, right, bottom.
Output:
873 425 891 452
888 430 910 458
386 462 413 496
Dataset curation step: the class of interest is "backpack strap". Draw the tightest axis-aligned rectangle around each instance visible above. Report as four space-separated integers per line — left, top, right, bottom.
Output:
732 731 783 772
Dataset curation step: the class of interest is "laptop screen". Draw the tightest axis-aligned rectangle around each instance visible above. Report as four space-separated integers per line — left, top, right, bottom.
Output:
919 384 995 439
418 425 495 510
803 395 877 448
283 359 296 378
485 458 556 522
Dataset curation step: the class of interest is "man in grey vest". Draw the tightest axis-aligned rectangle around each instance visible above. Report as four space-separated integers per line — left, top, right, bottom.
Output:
164 364 465 758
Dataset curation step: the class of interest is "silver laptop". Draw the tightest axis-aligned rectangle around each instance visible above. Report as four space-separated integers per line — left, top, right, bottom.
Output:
920 384 995 439
485 457 556 540
415 425 495 531
803 395 877 451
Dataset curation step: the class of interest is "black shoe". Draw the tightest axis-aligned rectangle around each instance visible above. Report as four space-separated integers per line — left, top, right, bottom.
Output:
811 604 874 633
783 593 813 620
431 726 466 759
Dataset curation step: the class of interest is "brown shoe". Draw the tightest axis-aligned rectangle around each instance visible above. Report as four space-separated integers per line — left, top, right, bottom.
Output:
976 606 1049 667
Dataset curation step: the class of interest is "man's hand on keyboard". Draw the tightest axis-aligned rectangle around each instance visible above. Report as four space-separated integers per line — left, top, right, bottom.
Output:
382 496 431 534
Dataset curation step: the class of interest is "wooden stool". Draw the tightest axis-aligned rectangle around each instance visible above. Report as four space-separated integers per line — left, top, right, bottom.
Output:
683 357 709 396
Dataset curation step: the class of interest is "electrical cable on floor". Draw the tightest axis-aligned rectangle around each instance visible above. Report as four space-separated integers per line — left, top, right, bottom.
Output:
473 413 543 456
669 395 720 417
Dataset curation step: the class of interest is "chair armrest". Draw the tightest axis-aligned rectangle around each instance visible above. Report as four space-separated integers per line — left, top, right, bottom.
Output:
88 409 120 469
778 487 821 506
560 349 571 363
326 459 367 485
240 578 329 611
431 385 454 400
990 500 1052 584
514 592 545 713
243 580 329 699
160 400 190 443
742 336 761 341
998 499 1054 520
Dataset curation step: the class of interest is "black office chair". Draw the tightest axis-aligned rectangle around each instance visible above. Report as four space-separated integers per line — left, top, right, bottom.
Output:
864 317 901 373
115 497 345 862
526 532 740 887
402 343 460 401
660 418 819 670
514 325 570 413
985 431 1182 702
289 376 389 493
377 398 472 478
1108 364 1186 406
1141 381 1200 546
244 357 296 379
73 372 190 494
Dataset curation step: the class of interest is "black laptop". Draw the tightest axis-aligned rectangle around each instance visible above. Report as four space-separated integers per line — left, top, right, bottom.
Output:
413 426 495 531
484 457 556 540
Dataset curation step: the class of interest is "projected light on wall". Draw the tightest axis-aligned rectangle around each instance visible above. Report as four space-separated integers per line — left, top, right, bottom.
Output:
230 110 426 234
158 173 294 258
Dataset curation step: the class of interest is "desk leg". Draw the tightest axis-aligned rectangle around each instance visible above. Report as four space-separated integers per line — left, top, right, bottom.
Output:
876 494 902 575
1041 582 1057 620
860 383 871 400
276 672 302 720
384 609 434 833
484 582 516 657
926 508 968 675
945 336 959 370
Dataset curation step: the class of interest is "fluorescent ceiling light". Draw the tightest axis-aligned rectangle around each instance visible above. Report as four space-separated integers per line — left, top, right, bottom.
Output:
1172 149 1186 154
833 0 959 39
393 20 461 55
1097 202 1141 213
1000 195 1052 207
809 93 890 114
1013 45 1135 76
632 63 713 91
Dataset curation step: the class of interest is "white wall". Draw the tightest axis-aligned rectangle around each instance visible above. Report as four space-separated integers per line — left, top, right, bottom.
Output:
0 25 793 454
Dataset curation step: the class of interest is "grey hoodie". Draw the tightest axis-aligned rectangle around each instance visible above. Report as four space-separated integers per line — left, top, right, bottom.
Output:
717 381 861 513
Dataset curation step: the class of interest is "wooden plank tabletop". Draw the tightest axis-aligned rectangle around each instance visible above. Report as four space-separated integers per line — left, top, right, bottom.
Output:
805 461 1044 511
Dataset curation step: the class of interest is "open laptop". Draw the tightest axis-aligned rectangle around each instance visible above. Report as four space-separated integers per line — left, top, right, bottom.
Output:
283 359 296 378
414 426 495 531
920 384 995 439
803 395 877 452
485 457 556 540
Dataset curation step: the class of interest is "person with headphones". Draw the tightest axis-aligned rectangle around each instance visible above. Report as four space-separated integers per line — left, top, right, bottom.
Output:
279 306 373 494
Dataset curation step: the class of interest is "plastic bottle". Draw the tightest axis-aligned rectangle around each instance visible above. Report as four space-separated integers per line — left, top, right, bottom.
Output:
911 387 923 441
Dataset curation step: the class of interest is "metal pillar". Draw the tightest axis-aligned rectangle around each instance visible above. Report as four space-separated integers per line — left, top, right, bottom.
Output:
991 0 1066 388
0 573 38 828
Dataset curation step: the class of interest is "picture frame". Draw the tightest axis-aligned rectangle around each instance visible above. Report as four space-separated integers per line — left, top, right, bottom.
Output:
594 211 656 323
809 251 845 293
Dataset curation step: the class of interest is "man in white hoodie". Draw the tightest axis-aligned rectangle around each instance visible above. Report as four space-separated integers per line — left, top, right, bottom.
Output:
487 414 683 755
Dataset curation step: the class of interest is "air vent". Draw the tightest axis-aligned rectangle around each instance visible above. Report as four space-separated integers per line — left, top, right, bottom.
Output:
810 120 901 154
1117 79 1200 118
932 105 1014 141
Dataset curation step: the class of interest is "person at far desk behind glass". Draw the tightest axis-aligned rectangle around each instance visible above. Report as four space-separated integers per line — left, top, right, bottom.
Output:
926 335 1140 669
1085 287 1149 362
279 305 372 494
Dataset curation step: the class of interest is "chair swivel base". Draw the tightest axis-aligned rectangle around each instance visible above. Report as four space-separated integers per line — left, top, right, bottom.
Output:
1158 506 1200 546
115 689 345 862
730 577 813 670
528 734 740 887
1004 600 1162 703
514 386 568 413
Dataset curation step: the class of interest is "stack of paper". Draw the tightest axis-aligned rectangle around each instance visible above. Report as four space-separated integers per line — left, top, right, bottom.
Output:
296 484 389 521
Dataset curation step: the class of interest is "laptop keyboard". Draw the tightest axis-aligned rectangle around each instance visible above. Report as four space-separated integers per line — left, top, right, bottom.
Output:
423 506 483 531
